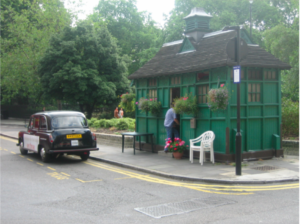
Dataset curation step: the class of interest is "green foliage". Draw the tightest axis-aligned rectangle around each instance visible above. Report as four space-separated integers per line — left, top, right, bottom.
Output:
207 86 229 112
120 93 136 112
281 97 299 136
1 0 72 104
97 111 114 120
90 0 164 74
138 98 162 116
104 120 114 128
88 118 97 127
165 138 188 153
173 93 197 116
116 120 129 130
38 21 130 119
264 20 299 101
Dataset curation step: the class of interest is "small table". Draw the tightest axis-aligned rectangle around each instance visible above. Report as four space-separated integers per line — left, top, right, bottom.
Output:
121 132 154 155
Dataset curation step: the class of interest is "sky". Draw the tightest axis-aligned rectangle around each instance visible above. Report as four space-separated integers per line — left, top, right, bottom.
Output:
65 0 175 27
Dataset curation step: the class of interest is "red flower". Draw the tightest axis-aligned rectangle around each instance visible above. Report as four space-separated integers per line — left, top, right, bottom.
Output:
174 148 177 150
220 84 224 87
170 145 173 148
176 144 179 146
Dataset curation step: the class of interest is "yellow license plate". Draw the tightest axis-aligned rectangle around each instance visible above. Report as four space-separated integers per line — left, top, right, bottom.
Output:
66 134 82 139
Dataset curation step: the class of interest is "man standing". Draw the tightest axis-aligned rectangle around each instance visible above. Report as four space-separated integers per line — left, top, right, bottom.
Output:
164 103 179 151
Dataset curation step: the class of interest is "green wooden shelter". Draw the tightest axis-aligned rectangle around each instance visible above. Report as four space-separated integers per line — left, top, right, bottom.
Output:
128 8 290 162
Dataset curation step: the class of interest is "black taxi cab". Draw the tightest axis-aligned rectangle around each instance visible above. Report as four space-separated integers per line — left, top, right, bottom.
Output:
16 111 98 162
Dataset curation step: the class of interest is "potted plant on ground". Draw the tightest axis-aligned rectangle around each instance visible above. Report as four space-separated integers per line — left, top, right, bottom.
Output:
207 84 229 112
137 97 162 117
164 138 189 159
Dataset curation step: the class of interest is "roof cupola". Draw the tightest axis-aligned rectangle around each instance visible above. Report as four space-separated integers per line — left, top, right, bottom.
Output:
184 8 212 42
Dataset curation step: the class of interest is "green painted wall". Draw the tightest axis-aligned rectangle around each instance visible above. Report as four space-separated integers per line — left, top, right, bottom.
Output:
135 66 281 154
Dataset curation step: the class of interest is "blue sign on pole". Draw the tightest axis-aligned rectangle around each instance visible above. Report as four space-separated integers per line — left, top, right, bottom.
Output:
233 66 241 83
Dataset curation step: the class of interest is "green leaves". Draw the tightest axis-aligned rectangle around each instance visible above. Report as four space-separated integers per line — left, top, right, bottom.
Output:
39 21 130 118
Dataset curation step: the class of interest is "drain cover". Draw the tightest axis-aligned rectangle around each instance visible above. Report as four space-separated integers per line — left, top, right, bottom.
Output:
251 165 279 171
134 197 236 218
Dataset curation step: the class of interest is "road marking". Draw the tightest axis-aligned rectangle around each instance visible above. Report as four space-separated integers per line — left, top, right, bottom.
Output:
3 148 8 151
11 151 16 154
84 161 299 195
75 178 102 183
37 163 44 166
47 167 56 171
61 172 70 177
27 159 33 162
19 155 24 158
47 172 69 180
0 136 18 143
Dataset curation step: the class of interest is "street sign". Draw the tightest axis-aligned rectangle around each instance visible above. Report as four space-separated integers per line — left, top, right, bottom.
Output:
233 66 241 83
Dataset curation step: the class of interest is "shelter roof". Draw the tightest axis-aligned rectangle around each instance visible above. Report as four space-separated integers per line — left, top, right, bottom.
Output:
128 29 291 80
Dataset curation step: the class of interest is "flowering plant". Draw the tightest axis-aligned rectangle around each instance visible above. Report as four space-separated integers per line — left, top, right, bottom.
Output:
165 138 189 153
120 93 136 112
207 84 229 112
137 97 162 116
173 93 197 115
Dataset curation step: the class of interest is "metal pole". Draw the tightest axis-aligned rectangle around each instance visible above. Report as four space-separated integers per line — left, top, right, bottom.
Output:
235 27 242 175
250 2 252 37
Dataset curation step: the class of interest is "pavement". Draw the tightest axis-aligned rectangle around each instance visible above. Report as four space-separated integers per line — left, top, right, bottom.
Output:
1 117 299 184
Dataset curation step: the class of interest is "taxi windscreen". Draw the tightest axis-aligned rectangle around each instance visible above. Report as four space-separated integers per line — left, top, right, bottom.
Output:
51 116 88 129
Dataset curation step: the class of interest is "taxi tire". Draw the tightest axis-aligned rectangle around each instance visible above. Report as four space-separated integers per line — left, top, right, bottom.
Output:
19 142 28 155
40 147 50 163
80 153 89 161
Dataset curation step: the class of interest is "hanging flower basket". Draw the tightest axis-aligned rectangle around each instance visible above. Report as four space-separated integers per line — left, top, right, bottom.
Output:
207 85 229 112
173 93 198 116
120 93 136 112
137 97 162 116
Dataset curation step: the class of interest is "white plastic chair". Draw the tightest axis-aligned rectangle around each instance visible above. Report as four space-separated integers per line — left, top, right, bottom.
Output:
189 131 215 165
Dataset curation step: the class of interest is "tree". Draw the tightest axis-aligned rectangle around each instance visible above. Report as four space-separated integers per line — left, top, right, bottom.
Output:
1 0 72 105
90 0 164 75
38 21 130 118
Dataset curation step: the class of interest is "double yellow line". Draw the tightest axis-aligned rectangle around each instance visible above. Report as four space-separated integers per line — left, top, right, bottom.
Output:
84 161 299 195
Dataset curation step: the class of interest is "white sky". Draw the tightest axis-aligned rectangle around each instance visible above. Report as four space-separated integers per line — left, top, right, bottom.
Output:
66 0 175 27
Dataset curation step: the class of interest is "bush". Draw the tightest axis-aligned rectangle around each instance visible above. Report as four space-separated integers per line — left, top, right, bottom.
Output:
97 111 114 119
116 120 129 130
104 120 114 128
282 98 299 136
93 120 102 128
88 118 97 126
120 93 136 112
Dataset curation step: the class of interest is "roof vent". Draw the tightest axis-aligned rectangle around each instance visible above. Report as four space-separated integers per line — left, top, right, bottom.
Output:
184 8 212 42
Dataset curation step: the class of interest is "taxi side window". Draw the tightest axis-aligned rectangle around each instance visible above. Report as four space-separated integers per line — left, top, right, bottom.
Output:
33 116 40 129
40 116 47 129
29 117 34 129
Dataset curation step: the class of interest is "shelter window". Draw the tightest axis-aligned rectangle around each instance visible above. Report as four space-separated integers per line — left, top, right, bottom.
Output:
264 71 276 80
198 85 209 103
171 77 181 85
248 70 262 80
197 72 209 81
149 89 157 100
149 79 157 86
248 83 261 102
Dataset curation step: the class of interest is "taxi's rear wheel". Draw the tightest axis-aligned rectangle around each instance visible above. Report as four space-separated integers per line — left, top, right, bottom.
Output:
40 147 50 163
19 142 28 155
80 152 90 161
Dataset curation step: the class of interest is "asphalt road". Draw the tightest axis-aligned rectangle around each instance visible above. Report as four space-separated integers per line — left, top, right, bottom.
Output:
1 135 299 224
